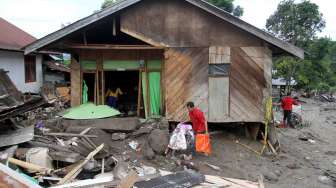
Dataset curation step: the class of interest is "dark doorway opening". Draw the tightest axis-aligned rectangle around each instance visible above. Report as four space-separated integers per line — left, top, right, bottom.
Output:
83 73 95 103
104 71 140 116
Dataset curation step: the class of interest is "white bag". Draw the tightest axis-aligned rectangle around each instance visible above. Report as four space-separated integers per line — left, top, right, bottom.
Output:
168 130 187 150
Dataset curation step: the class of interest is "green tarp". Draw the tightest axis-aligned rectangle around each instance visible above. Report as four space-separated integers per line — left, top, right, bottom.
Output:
62 103 120 120
142 72 161 118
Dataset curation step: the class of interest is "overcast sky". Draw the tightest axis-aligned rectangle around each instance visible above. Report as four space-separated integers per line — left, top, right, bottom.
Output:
0 0 335 40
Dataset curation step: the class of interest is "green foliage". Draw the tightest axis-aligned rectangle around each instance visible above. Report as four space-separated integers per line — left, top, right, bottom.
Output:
274 38 336 93
206 0 243 17
101 0 243 17
268 1 335 93
266 0 325 47
273 56 300 92
101 0 119 9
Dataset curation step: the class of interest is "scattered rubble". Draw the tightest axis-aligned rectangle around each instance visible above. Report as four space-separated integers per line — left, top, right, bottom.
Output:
148 129 169 154
0 74 262 187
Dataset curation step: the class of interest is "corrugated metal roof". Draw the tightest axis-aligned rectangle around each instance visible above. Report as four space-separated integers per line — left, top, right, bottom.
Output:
0 17 36 51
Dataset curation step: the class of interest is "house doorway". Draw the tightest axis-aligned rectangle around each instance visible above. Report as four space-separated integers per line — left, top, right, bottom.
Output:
83 72 95 103
104 71 140 116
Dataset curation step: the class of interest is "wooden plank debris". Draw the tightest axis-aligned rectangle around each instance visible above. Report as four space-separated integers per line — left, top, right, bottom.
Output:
52 177 119 188
49 151 83 163
119 170 139 188
7 157 53 175
57 144 104 185
0 163 42 188
0 126 34 147
258 175 265 188
43 133 97 138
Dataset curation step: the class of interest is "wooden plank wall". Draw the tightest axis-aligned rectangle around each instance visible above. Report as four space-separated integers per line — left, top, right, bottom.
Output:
164 47 208 121
229 47 272 122
79 49 163 61
208 46 230 122
120 0 262 48
70 56 81 107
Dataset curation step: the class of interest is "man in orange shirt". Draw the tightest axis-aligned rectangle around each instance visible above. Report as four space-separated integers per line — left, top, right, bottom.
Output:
281 92 298 128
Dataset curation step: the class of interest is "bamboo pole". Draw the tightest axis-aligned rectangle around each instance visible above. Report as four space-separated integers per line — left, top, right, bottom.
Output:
8 157 53 174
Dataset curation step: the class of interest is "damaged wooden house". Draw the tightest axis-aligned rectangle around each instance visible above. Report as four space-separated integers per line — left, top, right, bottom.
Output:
24 0 303 124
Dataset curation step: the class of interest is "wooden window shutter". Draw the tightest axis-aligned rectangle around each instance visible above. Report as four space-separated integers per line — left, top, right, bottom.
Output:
208 46 231 122
24 55 36 83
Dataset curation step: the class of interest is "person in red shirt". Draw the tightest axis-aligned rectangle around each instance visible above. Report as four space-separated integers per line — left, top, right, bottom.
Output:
185 101 208 158
187 101 207 134
281 92 298 128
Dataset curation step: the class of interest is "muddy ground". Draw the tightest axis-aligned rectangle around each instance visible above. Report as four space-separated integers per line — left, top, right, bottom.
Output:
127 98 336 188
200 99 336 188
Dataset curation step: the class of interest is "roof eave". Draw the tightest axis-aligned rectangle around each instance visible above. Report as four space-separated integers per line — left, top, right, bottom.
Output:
24 0 304 59
24 0 141 55
186 0 304 59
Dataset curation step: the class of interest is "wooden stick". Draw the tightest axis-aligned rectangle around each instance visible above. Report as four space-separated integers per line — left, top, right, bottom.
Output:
58 144 104 185
44 133 97 138
261 131 277 155
8 157 53 174
137 71 142 117
258 174 265 188
235 140 261 155
267 140 278 155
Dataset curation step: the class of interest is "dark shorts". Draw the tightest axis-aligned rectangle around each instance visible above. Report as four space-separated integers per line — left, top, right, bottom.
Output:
283 110 292 126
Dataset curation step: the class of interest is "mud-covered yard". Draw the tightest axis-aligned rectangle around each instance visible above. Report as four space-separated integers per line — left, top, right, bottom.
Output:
192 99 336 188
136 98 336 188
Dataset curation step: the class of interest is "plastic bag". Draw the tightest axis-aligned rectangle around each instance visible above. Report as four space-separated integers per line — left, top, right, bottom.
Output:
195 133 211 155
168 130 187 150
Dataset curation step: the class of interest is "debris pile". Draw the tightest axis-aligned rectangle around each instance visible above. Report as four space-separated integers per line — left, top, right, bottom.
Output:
0 114 262 188
0 71 261 187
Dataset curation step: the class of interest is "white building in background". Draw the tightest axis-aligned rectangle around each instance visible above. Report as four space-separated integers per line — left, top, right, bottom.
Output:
0 17 43 93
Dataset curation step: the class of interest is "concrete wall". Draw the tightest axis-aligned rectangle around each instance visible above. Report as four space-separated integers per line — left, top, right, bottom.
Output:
0 50 43 93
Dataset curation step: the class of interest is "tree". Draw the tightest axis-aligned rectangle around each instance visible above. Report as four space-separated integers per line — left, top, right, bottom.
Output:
273 56 300 92
101 0 244 17
266 0 325 47
101 0 119 9
206 0 243 17
267 1 330 93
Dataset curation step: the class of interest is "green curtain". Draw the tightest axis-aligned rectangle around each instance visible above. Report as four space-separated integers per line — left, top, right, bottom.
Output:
141 72 148 118
141 72 161 118
149 72 161 116
82 80 88 104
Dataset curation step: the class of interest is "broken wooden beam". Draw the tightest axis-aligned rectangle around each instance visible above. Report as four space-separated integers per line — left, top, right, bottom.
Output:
49 151 83 163
57 144 104 185
43 132 97 138
7 157 53 175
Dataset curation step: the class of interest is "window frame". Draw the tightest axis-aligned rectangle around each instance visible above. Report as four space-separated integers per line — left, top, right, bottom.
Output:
24 55 36 83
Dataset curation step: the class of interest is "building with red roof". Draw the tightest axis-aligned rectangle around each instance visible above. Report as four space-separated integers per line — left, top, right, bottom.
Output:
0 17 43 93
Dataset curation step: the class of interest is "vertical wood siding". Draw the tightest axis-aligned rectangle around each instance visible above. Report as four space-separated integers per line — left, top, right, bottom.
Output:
229 47 272 122
164 47 208 121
